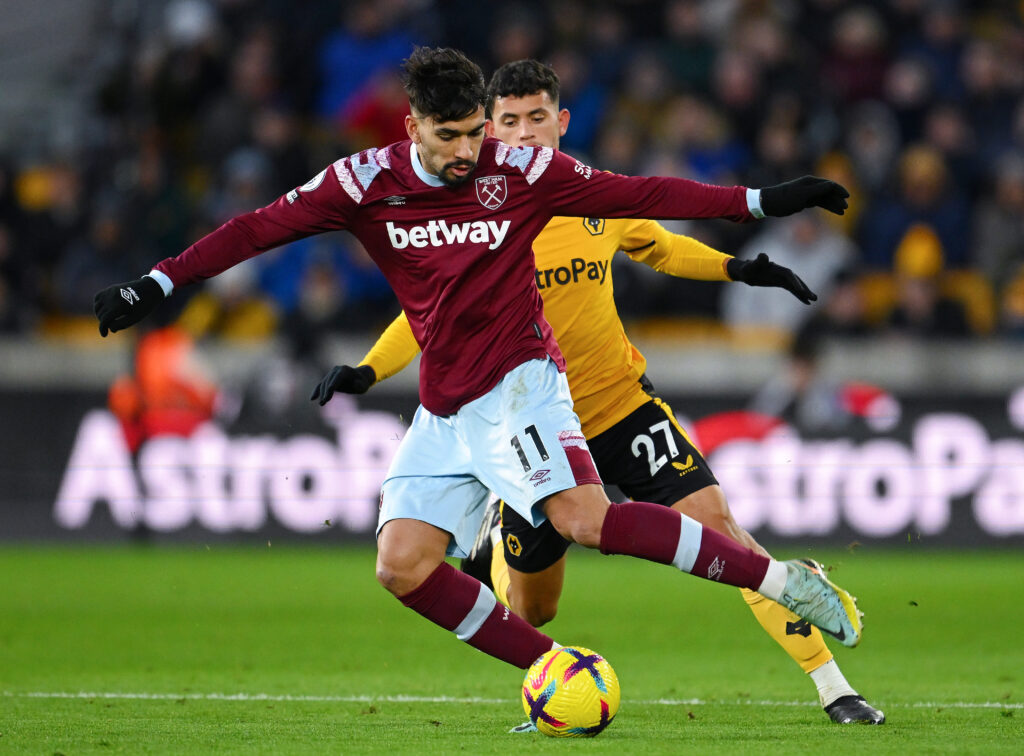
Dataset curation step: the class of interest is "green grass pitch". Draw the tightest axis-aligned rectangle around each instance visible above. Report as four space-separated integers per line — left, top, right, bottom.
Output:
2 544 1022 753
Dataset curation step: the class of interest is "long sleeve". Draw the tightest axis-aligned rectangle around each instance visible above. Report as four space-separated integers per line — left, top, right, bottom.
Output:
620 219 734 281
360 311 421 383
532 149 753 223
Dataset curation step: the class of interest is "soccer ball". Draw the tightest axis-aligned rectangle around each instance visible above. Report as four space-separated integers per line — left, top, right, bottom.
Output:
522 646 620 737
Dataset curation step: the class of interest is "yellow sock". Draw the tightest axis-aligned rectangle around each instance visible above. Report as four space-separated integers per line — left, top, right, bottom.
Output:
740 588 833 674
490 532 512 608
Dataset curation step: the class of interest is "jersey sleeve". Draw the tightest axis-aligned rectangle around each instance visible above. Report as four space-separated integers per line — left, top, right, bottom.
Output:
154 163 356 288
620 219 733 281
531 149 753 223
359 311 421 382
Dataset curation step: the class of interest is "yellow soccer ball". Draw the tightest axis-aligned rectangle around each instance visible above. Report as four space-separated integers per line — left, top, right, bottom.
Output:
522 646 620 737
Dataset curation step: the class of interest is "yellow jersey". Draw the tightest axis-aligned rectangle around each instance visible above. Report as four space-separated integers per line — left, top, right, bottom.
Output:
361 216 733 437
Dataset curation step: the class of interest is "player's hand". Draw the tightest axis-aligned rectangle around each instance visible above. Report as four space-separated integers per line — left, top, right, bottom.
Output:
726 253 818 305
310 364 377 405
759 176 849 217
93 276 165 337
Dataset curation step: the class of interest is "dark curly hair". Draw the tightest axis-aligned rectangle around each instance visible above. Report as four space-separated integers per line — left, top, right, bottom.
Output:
402 47 486 122
486 59 560 117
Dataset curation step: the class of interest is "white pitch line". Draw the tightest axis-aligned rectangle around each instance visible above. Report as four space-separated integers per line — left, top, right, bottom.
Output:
2 691 1021 709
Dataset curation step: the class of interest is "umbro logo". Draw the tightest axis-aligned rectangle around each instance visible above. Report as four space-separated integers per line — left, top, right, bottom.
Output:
384 195 406 206
530 469 550 482
707 556 725 581
120 287 139 305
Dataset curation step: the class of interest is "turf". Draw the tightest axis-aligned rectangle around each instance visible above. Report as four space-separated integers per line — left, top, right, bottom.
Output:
1 544 1021 753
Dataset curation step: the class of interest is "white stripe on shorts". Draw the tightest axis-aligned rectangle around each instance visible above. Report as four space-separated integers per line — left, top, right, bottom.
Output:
671 514 703 573
454 583 497 641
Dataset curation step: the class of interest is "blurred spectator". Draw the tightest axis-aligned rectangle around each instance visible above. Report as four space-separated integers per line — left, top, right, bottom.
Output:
886 223 970 338
859 143 970 269
960 36 1021 169
123 136 192 262
18 163 89 313
339 71 412 150
546 47 607 158
316 0 417 122
196 23 281 166
722 213 856 334
821 5 890 104
658 0 715 93
710 49 763 145
883 54 934 142
252 105 314 191
921 100 977 192
107 325 218 452
897 1 965 101
488 4 546 69
843 101 902 194
146 0 226 142
54 197 150 316
971 153 1024 287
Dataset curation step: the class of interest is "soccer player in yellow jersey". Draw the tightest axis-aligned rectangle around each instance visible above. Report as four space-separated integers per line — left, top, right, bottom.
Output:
317 60 882 725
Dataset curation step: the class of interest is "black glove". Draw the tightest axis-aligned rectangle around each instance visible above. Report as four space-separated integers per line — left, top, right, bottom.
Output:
727 253 817 305
759 176 849 217
310 364 377 405
94 276 165 337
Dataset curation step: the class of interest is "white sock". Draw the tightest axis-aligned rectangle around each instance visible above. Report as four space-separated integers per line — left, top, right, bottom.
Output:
756 560 788 602
809 659 858 707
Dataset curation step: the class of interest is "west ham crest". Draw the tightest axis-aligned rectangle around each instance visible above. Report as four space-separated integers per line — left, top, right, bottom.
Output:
475 175 507 209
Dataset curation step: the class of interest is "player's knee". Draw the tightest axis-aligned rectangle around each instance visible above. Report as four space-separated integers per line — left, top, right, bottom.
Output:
518 597 559 627
376 548 433 597
375 558 405 596
544 486 608 547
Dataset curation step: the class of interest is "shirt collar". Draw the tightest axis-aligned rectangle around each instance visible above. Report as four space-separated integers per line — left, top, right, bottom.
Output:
410 143 445 187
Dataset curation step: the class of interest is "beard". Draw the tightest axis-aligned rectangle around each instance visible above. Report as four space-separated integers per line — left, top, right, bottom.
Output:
439 159 477 187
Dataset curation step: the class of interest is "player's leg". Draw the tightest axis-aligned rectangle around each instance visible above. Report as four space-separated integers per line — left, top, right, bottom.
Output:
672 485 882 722
499 503 570 627
375 406 558 669
603 393 881 723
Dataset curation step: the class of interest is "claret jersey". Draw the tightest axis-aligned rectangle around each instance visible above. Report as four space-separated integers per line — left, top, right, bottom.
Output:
154 137 751 415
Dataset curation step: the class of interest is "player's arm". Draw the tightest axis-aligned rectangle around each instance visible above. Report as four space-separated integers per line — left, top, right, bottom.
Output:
310 312 422 405
621 220 733 281
94 165 354 336
531 149 847 223
622 221 817 303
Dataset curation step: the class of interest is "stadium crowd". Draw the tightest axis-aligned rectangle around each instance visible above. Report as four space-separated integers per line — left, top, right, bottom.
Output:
1 0 1023 347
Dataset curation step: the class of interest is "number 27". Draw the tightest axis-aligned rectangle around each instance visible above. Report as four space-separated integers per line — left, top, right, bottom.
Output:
631 420 679 476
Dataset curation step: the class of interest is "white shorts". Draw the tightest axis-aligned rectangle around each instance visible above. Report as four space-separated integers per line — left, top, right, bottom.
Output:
377 358 601 558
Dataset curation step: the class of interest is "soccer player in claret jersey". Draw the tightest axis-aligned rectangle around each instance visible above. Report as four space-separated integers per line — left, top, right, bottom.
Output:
319 59 884 726
94 47 866 728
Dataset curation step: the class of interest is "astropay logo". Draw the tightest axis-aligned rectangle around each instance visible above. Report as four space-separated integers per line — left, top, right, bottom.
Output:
386 219 511 250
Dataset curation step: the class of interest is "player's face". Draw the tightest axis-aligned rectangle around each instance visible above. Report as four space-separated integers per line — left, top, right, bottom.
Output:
486 91 570 150
406 107 486 187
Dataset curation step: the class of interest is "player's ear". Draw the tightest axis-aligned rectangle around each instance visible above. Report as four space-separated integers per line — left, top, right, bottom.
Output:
484 119 496 138
405 114 420 143
558 108 570 138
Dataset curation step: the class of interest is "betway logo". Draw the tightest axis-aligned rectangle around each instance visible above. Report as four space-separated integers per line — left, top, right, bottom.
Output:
386 220 511 250
536 258 609 289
